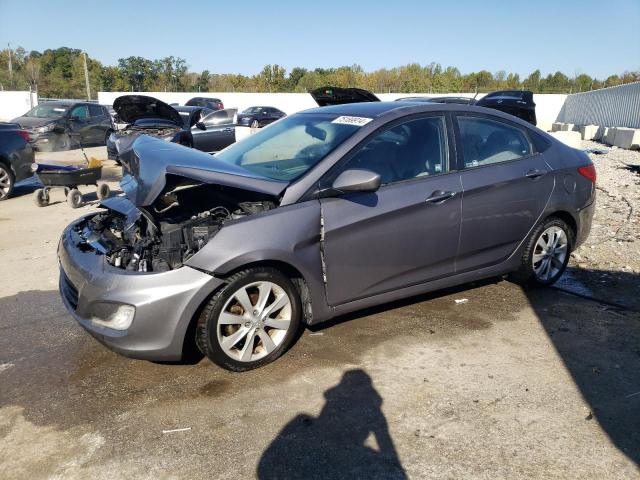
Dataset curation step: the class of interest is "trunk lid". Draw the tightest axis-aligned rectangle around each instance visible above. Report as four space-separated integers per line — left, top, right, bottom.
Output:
310 87 380 106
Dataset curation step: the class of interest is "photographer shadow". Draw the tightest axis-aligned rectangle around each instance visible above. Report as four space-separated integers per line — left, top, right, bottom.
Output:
257 369 407 480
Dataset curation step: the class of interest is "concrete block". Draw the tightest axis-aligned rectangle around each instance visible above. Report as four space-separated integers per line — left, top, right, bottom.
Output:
604 127 617 145
551 122 565 132
549 131 582 149
560 123 575 131
611 127 640 150
578 125 599 140
537 120 553 132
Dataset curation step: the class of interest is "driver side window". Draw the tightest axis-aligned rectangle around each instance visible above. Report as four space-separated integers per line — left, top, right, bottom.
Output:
342 116 448 185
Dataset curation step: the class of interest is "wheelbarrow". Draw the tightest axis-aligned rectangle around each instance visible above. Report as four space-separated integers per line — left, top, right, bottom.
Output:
32 163 110 208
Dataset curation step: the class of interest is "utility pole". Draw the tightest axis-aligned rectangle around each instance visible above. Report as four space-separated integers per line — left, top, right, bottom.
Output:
82 51 91 100
7 43 13 88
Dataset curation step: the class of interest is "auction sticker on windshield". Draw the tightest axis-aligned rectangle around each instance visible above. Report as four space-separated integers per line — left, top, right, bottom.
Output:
331 116 372 127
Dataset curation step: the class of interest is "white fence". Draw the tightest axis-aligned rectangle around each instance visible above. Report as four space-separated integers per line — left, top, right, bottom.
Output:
97 91 567 131
555 82 640 129
0 91 37 121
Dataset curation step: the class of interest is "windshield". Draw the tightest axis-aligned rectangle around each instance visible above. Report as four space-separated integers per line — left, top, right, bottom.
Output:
215 113 363 181
243 107 263 114
24 104 69 118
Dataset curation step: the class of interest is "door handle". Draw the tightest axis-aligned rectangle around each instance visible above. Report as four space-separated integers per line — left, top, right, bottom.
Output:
525 169 548 179
425 190 456 204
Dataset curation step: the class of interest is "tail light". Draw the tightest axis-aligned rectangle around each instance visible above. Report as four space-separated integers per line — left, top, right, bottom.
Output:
577 164 596 183
218 102 224 109
17 130 31 142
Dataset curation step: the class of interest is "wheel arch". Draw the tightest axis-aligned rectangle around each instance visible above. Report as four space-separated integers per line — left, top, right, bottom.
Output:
542 209 578 241
180 259 315 361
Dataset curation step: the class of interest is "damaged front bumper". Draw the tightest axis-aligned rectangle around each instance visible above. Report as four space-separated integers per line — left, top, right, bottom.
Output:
58 217 224 361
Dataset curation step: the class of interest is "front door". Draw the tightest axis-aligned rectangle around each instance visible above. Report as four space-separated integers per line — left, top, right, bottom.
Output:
320 114 462 306
192 110 236 152
454 114 555 272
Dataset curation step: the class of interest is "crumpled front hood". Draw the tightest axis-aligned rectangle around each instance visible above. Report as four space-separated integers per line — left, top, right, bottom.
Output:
113 95 183 126
119 135 288 207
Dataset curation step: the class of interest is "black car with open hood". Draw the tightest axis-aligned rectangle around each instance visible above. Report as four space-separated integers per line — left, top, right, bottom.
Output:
108 95 195 164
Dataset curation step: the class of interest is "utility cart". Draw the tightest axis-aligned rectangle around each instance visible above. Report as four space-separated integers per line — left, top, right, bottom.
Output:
32 163 110 208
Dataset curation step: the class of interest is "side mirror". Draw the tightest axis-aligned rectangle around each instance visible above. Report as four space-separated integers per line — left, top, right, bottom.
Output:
195 121 206 131
330 168 381 194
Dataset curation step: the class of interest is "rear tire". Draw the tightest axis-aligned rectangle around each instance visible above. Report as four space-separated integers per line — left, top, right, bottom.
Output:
510 216 573 287
0 163 14 201
196 267 302 371
67 188 83 208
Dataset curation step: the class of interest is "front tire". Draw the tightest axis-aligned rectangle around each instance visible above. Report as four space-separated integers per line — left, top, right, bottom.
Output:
196 267 302 371
251 119 260 129
511 217 573 286
67 188 83 208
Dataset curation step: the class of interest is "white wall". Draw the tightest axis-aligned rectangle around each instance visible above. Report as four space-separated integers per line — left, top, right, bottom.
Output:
97 91 567 131
0 91 38 121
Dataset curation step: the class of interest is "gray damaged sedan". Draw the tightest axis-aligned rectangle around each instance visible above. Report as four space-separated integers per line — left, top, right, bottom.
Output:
58 102 596 371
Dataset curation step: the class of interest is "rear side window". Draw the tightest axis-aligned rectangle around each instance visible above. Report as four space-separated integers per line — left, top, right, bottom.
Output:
89 105 103 117
70 105 89 119
341 116 448 185
457 116 531 168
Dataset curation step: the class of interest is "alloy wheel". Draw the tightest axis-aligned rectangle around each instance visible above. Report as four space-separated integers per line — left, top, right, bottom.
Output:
532 226 568 282
0 165 12 200
216 281 292 362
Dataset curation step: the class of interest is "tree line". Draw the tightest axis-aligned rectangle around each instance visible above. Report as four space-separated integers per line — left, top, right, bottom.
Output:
1 46 638 100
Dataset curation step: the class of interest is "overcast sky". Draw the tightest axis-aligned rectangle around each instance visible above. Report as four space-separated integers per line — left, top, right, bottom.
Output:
1 0 638 78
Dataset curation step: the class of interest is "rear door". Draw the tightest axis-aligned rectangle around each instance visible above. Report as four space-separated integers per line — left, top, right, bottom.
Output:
320 114 462 306
454 113 554 272
67 105 91 147
88 104 108 145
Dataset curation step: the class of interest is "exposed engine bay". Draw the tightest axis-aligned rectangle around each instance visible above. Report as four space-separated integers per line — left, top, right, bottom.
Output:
116 124 180 138
74 180 277 272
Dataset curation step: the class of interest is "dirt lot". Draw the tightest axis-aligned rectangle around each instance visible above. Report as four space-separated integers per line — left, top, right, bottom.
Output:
0 143 639 479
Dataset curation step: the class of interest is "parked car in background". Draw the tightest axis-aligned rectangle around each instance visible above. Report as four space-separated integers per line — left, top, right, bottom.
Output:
0 123 35 200
394 90 537 125
58 101 595 371
475 90 537 125
310 86 381 105
185 97 225 110
11 101 113 152
236 106 286 128
107 95 196 164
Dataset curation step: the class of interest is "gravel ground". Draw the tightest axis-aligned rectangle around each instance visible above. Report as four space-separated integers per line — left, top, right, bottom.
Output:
0 145 638 479
561 140 640 310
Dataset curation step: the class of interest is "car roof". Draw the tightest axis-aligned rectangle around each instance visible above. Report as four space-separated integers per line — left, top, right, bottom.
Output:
299 101 540 127
174 106 203 112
